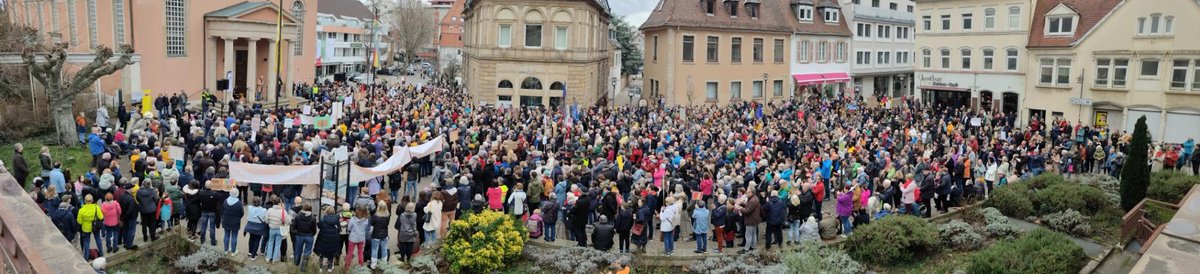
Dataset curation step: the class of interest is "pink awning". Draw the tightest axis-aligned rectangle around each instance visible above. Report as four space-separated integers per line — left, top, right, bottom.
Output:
793 72 851 85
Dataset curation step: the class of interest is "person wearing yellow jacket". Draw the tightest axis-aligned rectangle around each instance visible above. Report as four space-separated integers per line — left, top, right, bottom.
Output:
78 194 105 260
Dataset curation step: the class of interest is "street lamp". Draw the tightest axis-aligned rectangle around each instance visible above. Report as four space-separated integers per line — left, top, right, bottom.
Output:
611 76 617 105
762 73 768 100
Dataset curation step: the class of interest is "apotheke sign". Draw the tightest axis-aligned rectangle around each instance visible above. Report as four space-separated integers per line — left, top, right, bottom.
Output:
920 75 960 88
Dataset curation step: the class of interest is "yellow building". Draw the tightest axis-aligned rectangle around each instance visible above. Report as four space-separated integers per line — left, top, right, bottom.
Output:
461 0 614 107
641 0 795 105
1024 0 1200 142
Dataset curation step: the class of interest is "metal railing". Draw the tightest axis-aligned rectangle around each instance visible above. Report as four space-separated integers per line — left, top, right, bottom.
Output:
1120 198 1182 253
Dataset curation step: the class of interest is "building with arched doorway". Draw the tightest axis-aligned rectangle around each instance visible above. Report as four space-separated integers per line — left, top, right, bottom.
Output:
462 0 614 107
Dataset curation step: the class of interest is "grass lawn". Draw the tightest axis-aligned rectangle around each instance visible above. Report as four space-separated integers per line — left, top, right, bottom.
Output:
1 136 93 191
878 250 975 274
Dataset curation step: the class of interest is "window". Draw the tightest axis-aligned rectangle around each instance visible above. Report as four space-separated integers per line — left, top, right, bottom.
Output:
1165 16 1174 34
896 51 907 64
68 0 78 46
50 1 59 40
1095 59 1111 87
292 1 304 55
1170 60 1189 90
773 80 784 96
878 25 889 38
706 82 718 100
113 0 125 45
1138 17 1146 34
961 49 972 69
923 49 932 68
753 38 763 62
706 36 719 62
730 81 742 99
982 49 994 70
889 3 898 10
703 0 715 14
1109 59 1129 87
731 37 742 63
940 48 950 69
922 16 931 31
653 36 658 61
941 15 951 30
1008 6 1021 29
798 5 813 21
798 40 809 63
962 13 973 30
871 0 880 7
87 0 97 48
525 24 542 47
752 81 763 98
816 41 826 63
824 8 839 23
857 23 872 37
773 39 784 63
521 77 543 89
908 5 914 13
498 80 513 88
835 42 846 63
856 51 871 65
554 26 568 49
1047 17 1074 34
1141 59 1160 77
748 3 760 18
683 35 695 62
984 8 996 29
897 27 909 39
1039 58 1072 85
727 1 739 17
1194 59 1200 90
1150 14 1161 33
499 25 512 47
1006 48 1019 71
878 51 889 64
165 0 185 56
1139 14 1174 36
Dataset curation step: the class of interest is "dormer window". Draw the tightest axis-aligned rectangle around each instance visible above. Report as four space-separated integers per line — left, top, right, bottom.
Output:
746 0 761 19
1137 13 1174 36
1046 16 1075 35
793 1 814 22
703 0 716 15
726 0 739 17
824 8 839 23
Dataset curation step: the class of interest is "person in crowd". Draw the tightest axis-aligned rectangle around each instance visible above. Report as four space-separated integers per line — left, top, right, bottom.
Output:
369 201 391 269
396 202 419 264
739 190 761 254
614 202 633 254
346 207 370 270
136 179 160 243
317 207 343 272
290 204 317 271
99 193 122 254
592 215 615 252
422 192 444 247
12 143 29 189
265 196 291 263
221 188 244 256
78 194 104 260
837 185 854 238
659 196 677 256
244 197 268 261
691 201 710 254
507 183 528 219
541 193 559 242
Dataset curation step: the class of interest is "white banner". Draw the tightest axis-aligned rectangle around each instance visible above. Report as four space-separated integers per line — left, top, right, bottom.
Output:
229 136 446 185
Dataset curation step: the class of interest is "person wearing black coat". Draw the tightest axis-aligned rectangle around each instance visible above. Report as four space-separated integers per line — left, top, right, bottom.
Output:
11 145 29 189
195 186 221 246
368 206 391 268
633 202 653 250
764 195 787 250
591 215 615 252
935 170 953 213
220 189 244 255
116 184 139 249
614 204 634 253
599 191 619 222
314 209 342 272
136 182 160 242
290 205 318 271
918 170 936 218
786 194 804 245
711 200 729 252
570 193 592 247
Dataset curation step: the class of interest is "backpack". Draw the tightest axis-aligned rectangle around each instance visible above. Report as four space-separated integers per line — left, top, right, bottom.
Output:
526 218 543 238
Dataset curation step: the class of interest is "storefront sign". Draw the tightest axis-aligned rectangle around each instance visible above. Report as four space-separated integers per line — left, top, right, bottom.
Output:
1095 111 1108 127
919 75 960 88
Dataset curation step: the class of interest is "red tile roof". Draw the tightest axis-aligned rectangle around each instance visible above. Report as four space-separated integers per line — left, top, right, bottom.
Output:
641 0 851 36
1027 0 1122 48
438 0 466 48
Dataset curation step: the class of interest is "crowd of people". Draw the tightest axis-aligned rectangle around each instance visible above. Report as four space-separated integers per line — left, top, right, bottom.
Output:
6 78 1199 272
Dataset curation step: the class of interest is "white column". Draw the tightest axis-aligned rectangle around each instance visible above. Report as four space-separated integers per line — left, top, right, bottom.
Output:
285 39 294 98
128 61 141 101
205 37 216 93
267 38 278 101
223 37 235 103
246 38 259 101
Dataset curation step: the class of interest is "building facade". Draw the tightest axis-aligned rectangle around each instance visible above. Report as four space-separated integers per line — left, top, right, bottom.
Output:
317 0 388 79
10 0 317 102
462 0 613 107
1025 0 1200 142
642 0 848 106
436 0 466 73
790 0 855 100
914 0 1031 118
844 0 916 100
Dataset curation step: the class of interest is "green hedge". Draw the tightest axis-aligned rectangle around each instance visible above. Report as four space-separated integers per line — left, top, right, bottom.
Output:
1147 171 1200 204
985 183 1034 218
1034 183 1110 215
968 229 1087 274
844 215 940 265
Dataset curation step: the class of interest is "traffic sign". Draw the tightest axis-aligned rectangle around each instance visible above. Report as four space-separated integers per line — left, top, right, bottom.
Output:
1069 97 1093 106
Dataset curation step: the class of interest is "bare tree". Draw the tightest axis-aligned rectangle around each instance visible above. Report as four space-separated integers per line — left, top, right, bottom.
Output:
385 0 437 66
22 37 134 146
441 57 461 84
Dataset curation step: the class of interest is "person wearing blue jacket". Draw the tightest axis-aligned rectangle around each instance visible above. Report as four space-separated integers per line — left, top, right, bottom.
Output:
764 192 788 250
243 197 268 260
221 188 245 255
691 202 710 254
88 128 106 167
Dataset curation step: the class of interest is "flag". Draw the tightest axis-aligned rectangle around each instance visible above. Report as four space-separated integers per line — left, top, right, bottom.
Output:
372 49 380 68
755 105 763 120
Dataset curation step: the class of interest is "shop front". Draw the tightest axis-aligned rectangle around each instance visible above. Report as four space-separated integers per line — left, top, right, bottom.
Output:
793 72 851 99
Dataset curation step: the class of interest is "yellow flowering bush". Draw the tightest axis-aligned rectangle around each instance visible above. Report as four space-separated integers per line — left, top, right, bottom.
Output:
442 210 527 273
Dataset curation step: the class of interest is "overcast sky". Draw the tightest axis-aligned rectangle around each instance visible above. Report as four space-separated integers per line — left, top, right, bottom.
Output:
610 0 657 27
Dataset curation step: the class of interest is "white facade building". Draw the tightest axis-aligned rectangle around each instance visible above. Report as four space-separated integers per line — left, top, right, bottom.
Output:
844 0 915 100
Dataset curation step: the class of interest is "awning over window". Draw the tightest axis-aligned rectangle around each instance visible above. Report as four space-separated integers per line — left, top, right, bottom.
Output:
919 85 969 92
793 72 851 85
